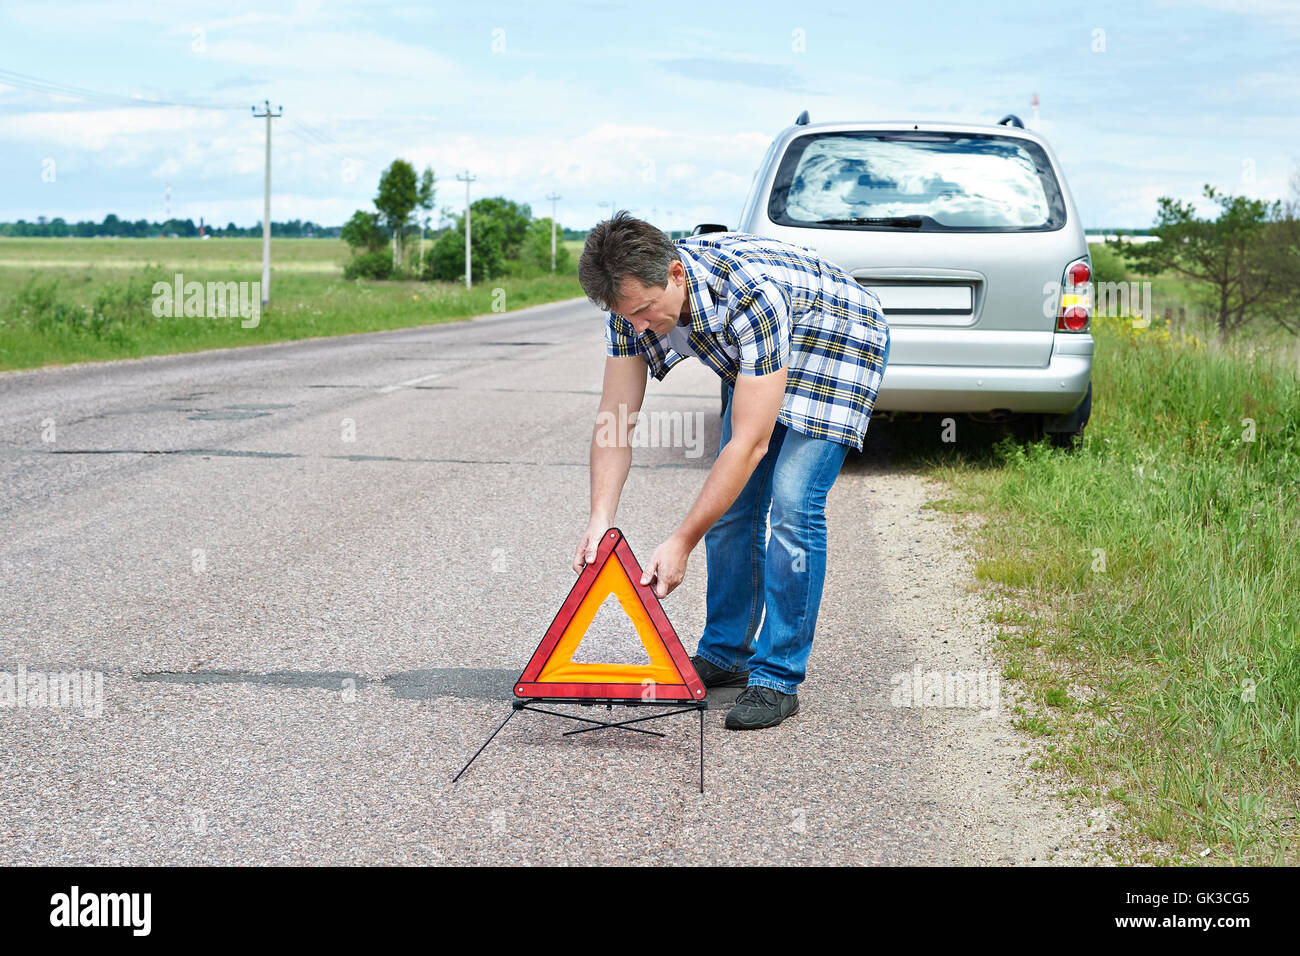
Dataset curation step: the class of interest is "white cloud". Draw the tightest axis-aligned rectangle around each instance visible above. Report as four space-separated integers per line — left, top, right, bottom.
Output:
1158 0 1300 33
3 107 231 153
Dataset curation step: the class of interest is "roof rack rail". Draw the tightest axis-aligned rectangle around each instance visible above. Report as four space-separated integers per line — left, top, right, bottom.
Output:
794 110 810 126
997 114 1024 128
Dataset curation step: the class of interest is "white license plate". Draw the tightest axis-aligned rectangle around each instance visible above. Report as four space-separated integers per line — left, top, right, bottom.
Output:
865 285 973 314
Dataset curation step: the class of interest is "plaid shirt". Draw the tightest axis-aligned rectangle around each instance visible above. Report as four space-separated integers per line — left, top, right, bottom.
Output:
605 232 890 450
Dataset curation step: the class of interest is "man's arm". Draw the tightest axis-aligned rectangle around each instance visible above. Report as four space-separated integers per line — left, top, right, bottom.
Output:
573 354 648 572
640 366 786 596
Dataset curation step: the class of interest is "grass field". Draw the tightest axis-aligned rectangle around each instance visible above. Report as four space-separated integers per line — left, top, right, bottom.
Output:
879 310 1300 864
0 236 350 272
0 237 586 372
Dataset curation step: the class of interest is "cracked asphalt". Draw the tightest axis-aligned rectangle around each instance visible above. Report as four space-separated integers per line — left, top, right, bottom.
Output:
0 297 1085 865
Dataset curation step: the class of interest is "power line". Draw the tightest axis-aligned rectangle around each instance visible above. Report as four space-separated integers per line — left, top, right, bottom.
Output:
294 120 359 154
287 121 374 169
0 67 248 110
285 126 373 171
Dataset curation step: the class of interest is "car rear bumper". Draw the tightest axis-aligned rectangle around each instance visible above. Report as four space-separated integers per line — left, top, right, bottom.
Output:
875 333 1093 413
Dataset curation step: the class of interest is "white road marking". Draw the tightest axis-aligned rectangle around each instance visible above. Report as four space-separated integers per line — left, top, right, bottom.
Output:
376 372 442 394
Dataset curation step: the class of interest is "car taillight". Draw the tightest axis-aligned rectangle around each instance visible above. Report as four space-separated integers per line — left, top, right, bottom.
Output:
1057 256 1091 332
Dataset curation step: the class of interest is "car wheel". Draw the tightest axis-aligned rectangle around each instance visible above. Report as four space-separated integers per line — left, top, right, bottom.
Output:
1043 381 1092 451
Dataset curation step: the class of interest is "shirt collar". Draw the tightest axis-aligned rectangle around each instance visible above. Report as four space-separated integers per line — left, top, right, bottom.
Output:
676 243 725 336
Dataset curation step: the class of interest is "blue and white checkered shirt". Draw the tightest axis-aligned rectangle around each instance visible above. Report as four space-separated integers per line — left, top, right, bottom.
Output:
605 232 890 451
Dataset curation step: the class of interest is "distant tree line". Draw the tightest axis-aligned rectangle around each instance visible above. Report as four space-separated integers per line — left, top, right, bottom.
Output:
0 215 339 239
341 159 572 281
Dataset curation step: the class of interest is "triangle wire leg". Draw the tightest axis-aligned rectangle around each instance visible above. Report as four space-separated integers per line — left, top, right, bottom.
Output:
553 704 698 738
699 705 704 793
561 722 666 737
451 706 518 783
525 705 666 737
559 709 679 737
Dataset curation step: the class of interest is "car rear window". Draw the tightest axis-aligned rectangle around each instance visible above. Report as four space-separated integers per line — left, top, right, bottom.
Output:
767 131 1066 232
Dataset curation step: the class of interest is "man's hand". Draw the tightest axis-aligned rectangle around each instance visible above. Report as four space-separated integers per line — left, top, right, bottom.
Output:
640 533 690 599
572 516 611 574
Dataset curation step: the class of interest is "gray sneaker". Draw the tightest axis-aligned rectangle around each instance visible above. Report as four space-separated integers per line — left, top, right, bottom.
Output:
690 654 750 688
724 685 799 730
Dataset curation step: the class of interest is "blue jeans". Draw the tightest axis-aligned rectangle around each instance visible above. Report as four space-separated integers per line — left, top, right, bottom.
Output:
695 388 853 694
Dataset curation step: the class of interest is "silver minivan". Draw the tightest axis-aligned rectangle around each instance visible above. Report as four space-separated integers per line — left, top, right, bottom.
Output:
706 112 1094 447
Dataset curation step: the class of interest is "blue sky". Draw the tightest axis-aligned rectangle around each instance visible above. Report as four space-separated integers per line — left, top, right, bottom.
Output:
1 0 1295 231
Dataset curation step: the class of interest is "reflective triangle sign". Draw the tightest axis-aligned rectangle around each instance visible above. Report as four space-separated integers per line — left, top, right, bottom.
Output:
515 528 706 701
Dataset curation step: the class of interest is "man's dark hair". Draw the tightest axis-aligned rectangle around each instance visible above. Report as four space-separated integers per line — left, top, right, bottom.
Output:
578 210 680 312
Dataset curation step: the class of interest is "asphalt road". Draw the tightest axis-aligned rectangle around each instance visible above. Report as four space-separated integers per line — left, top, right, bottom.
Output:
0 297 1070 865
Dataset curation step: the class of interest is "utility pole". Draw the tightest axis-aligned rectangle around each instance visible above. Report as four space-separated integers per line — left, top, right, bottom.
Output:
545 192 561 273
456 170 476 289
251 100 283 306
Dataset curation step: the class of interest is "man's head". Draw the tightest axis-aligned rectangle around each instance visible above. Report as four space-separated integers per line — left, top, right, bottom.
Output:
579 210 689 337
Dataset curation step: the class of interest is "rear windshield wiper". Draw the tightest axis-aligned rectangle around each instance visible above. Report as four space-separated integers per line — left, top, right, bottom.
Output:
816 216 925 229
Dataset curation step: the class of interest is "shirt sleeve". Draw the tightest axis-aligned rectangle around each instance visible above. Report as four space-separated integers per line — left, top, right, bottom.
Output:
604 311 645 359
726 279 791 376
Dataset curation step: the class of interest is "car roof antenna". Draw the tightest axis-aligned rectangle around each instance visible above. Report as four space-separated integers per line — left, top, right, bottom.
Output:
795 110 810 126
998 114 1025 128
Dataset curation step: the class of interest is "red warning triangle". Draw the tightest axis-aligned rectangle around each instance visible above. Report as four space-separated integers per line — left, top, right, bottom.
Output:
515 528 706 701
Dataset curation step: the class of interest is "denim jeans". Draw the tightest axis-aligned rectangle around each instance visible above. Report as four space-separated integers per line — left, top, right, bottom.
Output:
695 386 854 694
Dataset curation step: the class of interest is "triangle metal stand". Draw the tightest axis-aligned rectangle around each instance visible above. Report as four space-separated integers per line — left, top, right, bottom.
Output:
453 697 709 792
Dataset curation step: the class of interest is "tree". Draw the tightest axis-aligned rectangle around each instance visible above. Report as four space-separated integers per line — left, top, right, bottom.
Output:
469 197 532 259
374 159 419 270
521 217 571 272
343 249 394 280
1254 166 1300 335
415 167 436 267
341 210 388 255
1110 184 1284 339
425 212 505 282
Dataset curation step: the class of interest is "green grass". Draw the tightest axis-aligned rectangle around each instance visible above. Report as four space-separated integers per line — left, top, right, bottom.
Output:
878 310 1300 865
0 236 349 271
0 237 584 371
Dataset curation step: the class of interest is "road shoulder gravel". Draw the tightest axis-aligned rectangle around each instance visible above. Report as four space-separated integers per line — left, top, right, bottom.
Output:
867 469 1123 865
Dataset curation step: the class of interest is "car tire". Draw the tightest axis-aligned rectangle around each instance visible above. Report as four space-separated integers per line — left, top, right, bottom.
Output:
1043 380 1092 451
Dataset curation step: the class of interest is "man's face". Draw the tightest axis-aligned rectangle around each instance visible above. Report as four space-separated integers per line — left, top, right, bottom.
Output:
611 260 688 337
